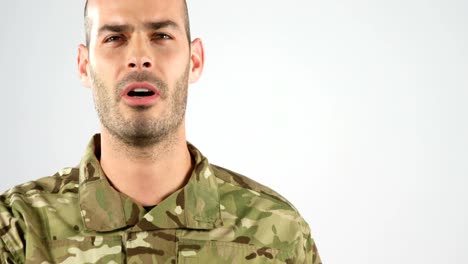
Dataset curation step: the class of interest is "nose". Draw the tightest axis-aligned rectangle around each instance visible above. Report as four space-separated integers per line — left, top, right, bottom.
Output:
127 35 153 70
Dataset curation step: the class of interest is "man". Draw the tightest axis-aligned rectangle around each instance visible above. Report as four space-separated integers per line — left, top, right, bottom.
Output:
0 0 321 263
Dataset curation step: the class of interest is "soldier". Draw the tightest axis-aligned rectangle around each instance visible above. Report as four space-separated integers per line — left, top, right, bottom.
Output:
0 0 321 263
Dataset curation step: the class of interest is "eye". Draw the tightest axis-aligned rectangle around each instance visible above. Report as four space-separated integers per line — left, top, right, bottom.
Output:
153 33 172 40
104 35 124 43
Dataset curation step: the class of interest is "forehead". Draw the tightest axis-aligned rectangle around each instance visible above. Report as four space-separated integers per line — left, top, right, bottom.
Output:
87 0 185 27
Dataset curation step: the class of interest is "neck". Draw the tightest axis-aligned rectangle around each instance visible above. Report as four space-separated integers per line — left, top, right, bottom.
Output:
99 125 193 206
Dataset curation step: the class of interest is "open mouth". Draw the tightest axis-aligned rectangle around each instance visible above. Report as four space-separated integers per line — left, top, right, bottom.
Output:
127 88 156 97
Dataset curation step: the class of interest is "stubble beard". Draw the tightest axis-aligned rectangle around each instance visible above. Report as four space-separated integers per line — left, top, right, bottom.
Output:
89 66 190 149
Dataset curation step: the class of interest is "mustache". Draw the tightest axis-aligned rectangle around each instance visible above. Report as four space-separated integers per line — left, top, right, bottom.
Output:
116 71 168 99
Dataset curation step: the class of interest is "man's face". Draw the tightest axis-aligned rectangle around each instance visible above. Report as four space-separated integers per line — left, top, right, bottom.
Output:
79 0 202 147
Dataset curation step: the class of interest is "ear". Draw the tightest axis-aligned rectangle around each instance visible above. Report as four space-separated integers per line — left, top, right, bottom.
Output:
78 44 92 88
188 38 205 84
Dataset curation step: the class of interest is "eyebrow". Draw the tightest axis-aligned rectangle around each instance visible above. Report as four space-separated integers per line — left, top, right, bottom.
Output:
98 24 133 34
98 20 181 35
144 20 180 31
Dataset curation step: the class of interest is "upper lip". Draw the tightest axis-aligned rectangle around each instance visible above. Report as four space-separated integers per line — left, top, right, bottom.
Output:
121 82 159 97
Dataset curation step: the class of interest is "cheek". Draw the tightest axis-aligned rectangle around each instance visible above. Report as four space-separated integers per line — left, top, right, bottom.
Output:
90 48 124 77
155 43 190 69
89 69 114 102
160 53 190 81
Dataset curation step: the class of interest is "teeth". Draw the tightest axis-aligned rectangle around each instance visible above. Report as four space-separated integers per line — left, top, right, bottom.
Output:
133 88 150 92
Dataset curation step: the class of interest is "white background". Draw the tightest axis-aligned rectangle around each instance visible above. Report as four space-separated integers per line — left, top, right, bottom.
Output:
1 0 467 263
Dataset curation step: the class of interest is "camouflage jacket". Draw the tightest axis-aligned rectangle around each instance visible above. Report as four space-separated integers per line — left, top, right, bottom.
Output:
0 135 321 263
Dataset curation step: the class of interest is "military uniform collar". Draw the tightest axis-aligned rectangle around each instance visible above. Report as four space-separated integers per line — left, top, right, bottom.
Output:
78 134 223 232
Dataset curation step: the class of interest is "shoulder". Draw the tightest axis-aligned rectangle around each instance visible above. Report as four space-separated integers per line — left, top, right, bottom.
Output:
211 163 311 236
212 164 300 212
0 167 79 262
0 166 80 229
211 164 316 260
0 166 80 232
0 167 80 207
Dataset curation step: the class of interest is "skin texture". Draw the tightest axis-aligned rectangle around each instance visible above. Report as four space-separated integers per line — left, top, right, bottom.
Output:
77 0 204 206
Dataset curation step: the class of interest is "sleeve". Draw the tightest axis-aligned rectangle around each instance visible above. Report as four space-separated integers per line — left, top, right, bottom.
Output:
0 198 25 264
297 218 322 264
304 232 322 264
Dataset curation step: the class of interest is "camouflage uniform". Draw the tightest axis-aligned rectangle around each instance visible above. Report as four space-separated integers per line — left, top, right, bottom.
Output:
0 135 321 263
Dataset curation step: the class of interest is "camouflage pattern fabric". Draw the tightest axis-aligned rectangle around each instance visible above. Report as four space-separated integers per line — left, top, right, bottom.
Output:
0 135 322 263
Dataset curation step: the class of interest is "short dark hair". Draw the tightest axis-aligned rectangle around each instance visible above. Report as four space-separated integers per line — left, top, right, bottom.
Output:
84 0 191 46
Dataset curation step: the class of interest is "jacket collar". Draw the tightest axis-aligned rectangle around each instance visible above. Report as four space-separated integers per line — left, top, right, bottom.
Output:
79 134 223 232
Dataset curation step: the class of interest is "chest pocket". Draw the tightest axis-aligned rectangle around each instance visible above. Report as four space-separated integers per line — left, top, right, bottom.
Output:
177 240 285 264
47 236 123 264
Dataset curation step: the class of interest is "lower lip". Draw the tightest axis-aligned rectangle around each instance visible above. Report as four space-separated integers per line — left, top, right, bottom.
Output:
122 94 160 106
